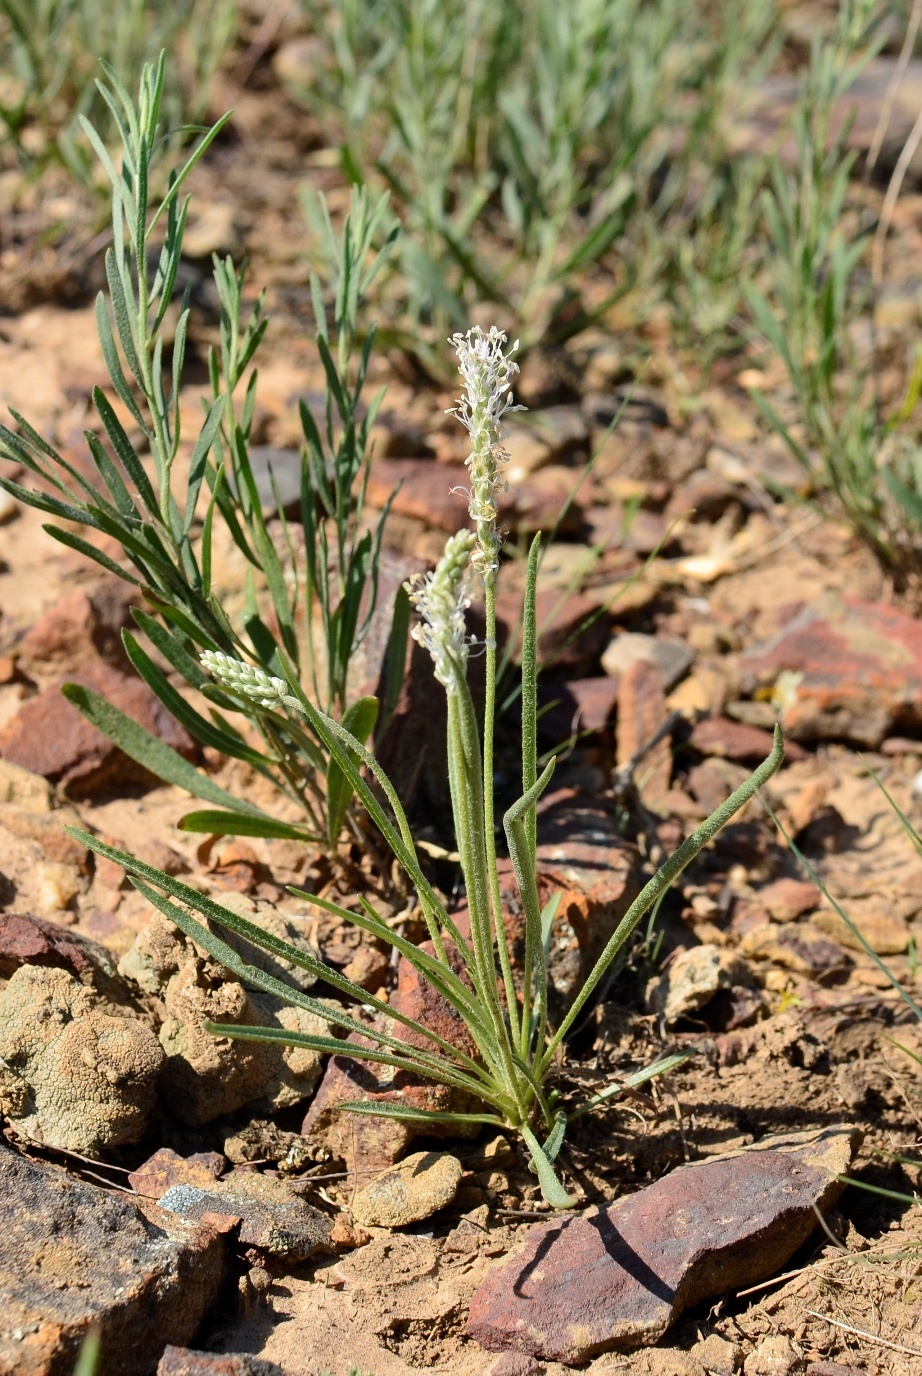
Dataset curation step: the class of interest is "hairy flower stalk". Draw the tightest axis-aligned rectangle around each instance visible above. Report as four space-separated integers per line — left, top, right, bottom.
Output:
448 327 523 1034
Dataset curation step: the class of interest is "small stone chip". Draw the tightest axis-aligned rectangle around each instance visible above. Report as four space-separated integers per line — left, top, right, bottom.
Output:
351 1150 463 1228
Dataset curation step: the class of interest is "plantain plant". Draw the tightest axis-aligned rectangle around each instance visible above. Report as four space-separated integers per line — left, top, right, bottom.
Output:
77 327 785 1206
0 56 400 853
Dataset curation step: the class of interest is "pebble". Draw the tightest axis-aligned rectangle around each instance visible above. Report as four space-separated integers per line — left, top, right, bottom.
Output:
351 1150 463 1228
646 944 756 1025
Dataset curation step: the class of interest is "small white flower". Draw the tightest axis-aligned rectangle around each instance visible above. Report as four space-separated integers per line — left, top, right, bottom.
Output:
448 326 524 581
406 530 476 692
200 650 297 711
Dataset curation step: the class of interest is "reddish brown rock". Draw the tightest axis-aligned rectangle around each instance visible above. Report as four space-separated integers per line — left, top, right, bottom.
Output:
757 878 821 922
0 804 90 868
0 658 194 795
740 593 922 747
467 1126 860 1363
157 1349 285 1376
0 1143 225 1376
689 717 806 763
616 658 672 806
366 457 469 529
497 589 609 675
367 457 582 538
128 1148 225 1199
740 922 852 977
537 677 620 741
0 912 117 986
17 578 137 682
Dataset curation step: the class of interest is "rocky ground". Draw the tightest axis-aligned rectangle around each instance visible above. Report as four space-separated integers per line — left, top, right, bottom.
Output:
5 14 922 1376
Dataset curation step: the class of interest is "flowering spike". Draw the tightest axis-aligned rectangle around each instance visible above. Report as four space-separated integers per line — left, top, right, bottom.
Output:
449 326 524 581
405 529 476 691
200 650 300 712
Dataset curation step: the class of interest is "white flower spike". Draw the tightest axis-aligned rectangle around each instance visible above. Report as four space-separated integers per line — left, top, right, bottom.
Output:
200 650 300 712
406 529 476 692
449 326 524 581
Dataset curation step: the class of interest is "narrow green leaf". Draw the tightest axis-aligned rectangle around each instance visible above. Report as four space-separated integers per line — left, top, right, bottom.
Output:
93 388 159 515
184 397 226 533
326 695 379 847
121 631 272 769
379 581 410 734
520 1124 576 1208
43 526 141 586
179 811 316 840
60 684 266 815
338 1102 503 1126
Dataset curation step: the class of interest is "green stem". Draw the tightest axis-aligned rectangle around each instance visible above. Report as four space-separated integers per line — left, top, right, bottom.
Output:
483 578 521 1053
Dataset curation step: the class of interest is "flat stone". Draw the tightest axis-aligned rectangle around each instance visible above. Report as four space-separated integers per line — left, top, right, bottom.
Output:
616 659 673 808
467 1125 861 1363
505 423 553 480
812 906 910 956
740 593 922 747
351 1150 463 1228
602 632 693 691
497 586 609 675
366 456 583 537
0 1144 225 1376
740 923 852 978
0 759 53 810
158 1174 330 1261
16 578 137 683
689 717 806 763
756 878 821 923
0 658 194 795
158 1349 284 1376
584 504 672 557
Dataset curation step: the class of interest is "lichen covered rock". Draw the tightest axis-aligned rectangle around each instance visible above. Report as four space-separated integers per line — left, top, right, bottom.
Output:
119 901 334 1127
0 964 163 1155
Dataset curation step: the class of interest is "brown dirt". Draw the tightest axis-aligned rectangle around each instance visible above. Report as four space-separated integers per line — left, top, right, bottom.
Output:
5 10 922 1376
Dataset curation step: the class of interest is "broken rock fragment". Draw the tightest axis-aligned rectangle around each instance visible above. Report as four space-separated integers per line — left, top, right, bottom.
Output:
0 1143 225 1376
0 658 193 796
646 944 762 1026
467 1125 860 1364
157 1171 330 1261
740 592 922 747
